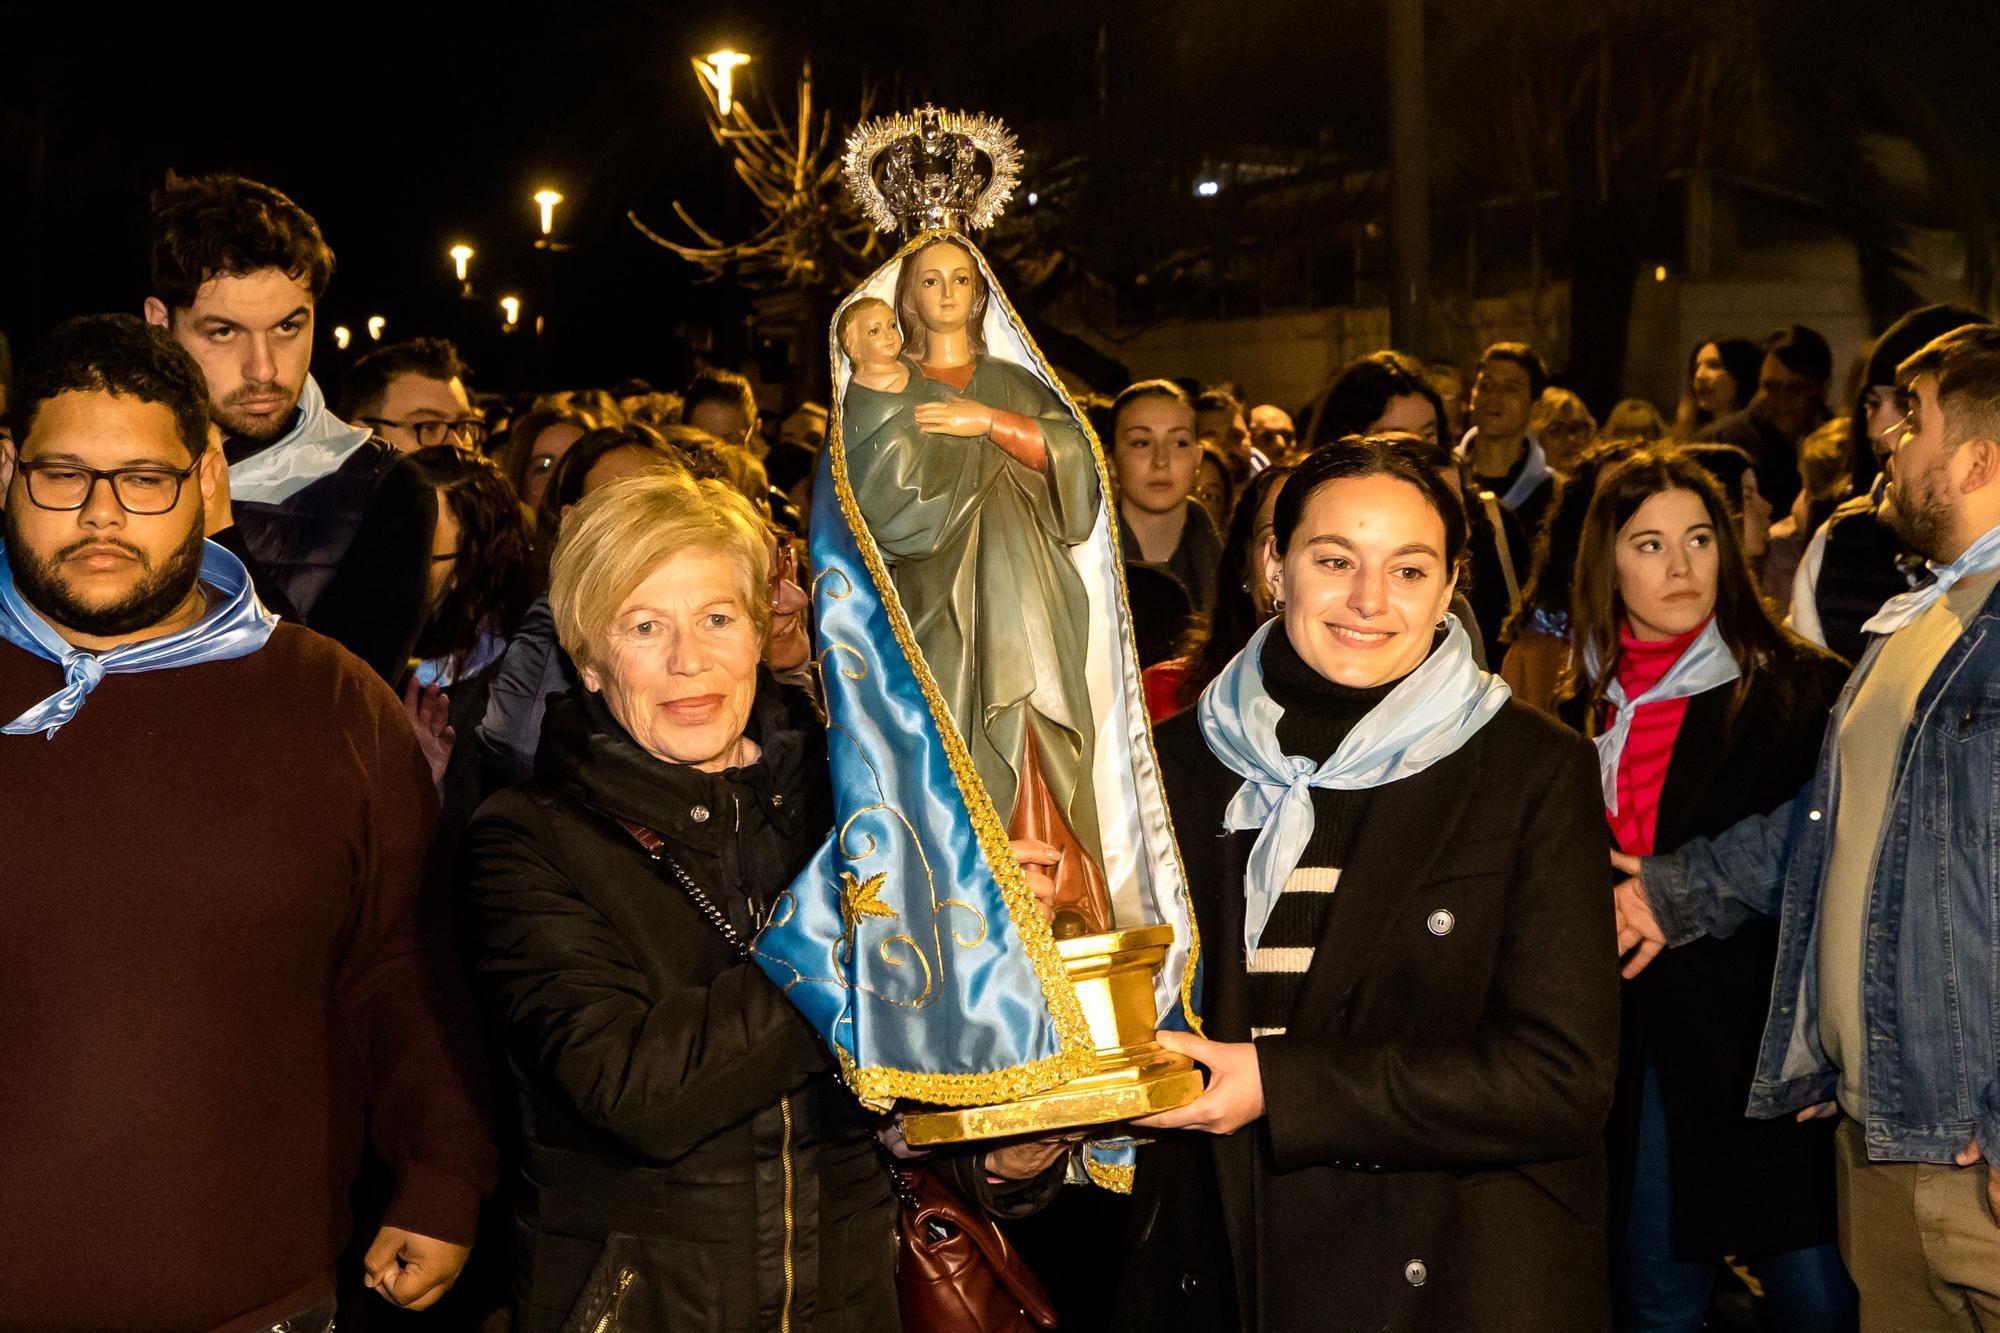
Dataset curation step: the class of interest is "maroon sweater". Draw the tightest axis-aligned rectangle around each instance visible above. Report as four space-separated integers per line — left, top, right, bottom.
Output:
0 623 495 1332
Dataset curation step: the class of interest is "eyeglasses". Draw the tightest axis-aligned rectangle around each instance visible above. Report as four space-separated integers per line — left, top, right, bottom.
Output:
14 460 199 515
360 417 489 449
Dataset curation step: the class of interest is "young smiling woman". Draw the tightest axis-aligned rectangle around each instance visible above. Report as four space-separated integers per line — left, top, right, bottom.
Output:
1555 446 1854 1331
1117 437 1619 1332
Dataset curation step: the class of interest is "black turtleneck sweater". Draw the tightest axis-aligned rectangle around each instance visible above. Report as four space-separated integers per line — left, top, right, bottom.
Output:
1246 627 1400 1034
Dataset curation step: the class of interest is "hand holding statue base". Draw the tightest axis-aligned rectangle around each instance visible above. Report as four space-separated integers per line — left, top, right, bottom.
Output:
899 920 1205 1146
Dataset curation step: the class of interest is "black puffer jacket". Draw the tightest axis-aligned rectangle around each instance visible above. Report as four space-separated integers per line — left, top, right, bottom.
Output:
461 678 897 1333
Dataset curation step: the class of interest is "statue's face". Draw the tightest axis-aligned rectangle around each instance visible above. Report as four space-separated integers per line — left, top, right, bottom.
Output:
842 302 903 371
909 241 978 335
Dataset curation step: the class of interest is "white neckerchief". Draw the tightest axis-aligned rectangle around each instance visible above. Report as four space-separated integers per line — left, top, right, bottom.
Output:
1581 617 1740 814
227 375 376 505
1861 521 2000 636
1196 617 1511 956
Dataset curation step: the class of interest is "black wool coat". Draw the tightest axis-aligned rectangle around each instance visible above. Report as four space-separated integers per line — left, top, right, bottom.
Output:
460 680 897 1333
1566 652 1851 1258
1116 700 1620 1333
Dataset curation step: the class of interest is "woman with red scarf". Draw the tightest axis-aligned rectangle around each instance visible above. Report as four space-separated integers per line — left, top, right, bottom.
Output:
1558 446 1855 1331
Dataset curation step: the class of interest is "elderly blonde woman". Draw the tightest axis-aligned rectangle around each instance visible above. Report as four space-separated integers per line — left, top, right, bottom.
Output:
1531 386 1599 477
460 472 897 1332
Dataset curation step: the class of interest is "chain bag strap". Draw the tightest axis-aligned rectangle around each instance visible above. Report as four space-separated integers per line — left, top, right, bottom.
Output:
616 820 755 961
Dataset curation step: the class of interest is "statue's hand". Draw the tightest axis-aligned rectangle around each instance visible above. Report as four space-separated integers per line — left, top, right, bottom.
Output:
1009 839 1061 923
912 394 995 438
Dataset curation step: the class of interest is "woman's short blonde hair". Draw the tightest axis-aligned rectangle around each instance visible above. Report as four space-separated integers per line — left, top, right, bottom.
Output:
550 471 773 671
1530 386 1597 434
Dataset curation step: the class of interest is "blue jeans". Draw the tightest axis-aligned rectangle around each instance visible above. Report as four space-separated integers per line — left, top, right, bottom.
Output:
1615 1063 1856 1332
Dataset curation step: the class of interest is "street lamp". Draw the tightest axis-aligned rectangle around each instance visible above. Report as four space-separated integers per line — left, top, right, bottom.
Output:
500 295 520 329
367 316 386 342
693 49 750 116
333 325 351 350
534 189 563 237
450 243 474 282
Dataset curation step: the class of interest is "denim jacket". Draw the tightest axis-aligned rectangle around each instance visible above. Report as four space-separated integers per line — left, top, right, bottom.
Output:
1643 580 2000 1165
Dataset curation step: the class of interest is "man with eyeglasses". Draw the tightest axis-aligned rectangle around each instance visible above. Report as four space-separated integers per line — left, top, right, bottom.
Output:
341 336 487 456
0 314 494 1333
142 171 437 683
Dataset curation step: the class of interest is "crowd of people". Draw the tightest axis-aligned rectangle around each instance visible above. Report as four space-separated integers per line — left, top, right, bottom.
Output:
5 167 2000 1333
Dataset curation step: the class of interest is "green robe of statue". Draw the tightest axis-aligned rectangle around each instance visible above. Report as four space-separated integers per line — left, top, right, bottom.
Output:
843 354 1105 872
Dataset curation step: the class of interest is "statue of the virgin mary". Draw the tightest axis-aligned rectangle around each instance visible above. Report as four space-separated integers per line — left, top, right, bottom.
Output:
755 109 1200 1159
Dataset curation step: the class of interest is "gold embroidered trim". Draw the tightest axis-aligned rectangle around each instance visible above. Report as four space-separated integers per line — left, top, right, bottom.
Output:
836 1043 1098 1110
1082 1158 1136 1194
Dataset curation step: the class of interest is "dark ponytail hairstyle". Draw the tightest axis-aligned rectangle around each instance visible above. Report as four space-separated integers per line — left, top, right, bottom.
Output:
1271 434 1469 577
1555 444 1819 731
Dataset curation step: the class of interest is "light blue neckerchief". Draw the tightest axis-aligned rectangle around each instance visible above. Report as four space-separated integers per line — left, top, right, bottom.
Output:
1456 426 1550 512
1581 616 1739 814
410 629 508 688
227 375 376 505
1861 520 2000 635
0 540 278 738
1196 615 1511 956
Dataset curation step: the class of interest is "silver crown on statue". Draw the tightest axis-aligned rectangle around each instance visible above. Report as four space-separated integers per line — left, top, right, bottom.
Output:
842 106 1023 238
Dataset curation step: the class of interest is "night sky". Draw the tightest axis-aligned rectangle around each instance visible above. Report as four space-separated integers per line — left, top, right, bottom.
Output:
0 1 1369 396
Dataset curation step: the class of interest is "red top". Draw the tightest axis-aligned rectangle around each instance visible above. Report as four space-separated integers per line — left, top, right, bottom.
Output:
1143 658 1193 721
1606 617 1710 855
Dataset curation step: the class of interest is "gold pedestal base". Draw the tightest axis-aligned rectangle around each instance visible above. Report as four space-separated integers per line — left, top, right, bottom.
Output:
901 921 1202 1146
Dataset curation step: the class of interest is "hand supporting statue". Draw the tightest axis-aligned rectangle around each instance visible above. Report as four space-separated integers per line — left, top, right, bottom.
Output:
1131 1031 1264 1135
1010 838 1062 924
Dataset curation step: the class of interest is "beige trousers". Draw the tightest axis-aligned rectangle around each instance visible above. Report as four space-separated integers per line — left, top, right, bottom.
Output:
1836 1117 2000 1332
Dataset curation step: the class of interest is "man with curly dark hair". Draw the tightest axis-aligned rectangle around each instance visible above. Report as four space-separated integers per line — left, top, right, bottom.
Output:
141 171 436 683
